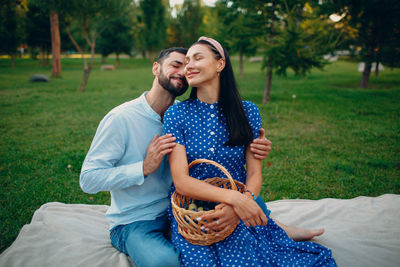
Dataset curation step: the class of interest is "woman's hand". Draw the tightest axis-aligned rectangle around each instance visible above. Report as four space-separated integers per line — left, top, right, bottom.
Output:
198 203 239 233
227 191 268 227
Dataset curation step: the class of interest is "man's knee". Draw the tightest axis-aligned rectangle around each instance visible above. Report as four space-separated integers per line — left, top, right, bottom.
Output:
129 247 180 267
125 231 180 267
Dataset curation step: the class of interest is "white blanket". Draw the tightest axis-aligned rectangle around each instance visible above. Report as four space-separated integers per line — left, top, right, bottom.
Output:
1 194 399 267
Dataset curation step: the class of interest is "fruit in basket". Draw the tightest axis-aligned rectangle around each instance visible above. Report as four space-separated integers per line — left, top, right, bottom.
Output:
188 203 197 211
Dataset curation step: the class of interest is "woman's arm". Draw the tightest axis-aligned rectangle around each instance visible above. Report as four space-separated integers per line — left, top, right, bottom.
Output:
168 143 268 227
244 146 262 197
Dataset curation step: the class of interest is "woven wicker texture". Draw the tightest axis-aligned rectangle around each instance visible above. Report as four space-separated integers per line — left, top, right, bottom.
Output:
171 159 245 246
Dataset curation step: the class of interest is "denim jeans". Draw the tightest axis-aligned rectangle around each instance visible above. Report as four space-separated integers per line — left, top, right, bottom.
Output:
110 216 180 267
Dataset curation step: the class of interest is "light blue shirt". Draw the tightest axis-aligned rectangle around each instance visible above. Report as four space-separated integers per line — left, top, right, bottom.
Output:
80 92 173 229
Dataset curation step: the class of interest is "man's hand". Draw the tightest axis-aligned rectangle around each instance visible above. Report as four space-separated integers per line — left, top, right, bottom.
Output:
197 203 240 234
143 134 176 176
249 128 272 160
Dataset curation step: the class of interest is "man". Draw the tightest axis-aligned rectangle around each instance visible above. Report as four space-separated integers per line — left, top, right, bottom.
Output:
80 47 273 267
80 47 323 266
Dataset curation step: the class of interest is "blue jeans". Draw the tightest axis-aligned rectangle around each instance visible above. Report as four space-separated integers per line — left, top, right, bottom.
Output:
110 216 180 267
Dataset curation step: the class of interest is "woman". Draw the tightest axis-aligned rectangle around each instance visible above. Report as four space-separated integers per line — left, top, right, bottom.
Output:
164 37 336 266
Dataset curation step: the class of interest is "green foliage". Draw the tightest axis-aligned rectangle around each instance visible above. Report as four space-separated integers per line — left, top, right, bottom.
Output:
215 0 258 56
0 0 26 56
138 0 167 55
1 57 399 252
25 1 51 54
97 15 135 58
170 0 203 48
319 0 400 84
264 9 328 76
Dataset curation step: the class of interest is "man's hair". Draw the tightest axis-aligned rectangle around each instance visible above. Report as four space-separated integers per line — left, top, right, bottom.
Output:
156 47 187 64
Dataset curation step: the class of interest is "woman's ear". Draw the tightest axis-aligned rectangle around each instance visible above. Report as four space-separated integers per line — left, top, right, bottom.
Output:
216 58 226 73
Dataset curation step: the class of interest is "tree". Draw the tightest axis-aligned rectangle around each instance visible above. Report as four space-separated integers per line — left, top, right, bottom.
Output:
178 0 203 47
229 0 339 103
215 1 258 76
26 1 51 65
62 0 130 92
138 0 167 63
321 0 400 88
31 0 64 77
0 0 26 68
97 14 135 67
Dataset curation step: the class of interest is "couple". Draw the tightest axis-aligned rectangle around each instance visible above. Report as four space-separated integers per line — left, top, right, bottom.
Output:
80 37 336 266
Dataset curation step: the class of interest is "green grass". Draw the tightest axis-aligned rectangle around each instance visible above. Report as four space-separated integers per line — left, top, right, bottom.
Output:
1 57 399 253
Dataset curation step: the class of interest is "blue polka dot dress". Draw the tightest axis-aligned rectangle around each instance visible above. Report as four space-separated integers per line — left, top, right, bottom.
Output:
164 98 337 267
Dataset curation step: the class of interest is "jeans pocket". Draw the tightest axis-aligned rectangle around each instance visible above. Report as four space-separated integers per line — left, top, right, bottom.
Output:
110 227 125 254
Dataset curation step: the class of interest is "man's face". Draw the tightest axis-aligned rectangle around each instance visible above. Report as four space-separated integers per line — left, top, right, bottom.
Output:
157 52 188 97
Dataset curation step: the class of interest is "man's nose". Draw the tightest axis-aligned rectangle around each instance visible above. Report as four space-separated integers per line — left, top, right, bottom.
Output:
177 66 185 77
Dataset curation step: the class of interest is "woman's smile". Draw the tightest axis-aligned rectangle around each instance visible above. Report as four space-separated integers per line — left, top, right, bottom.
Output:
186 71 199 79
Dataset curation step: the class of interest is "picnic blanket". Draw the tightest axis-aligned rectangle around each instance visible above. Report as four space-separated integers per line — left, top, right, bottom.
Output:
1 194 399 267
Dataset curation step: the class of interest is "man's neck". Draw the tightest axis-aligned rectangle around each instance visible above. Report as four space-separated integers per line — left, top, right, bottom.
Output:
145 80 175 119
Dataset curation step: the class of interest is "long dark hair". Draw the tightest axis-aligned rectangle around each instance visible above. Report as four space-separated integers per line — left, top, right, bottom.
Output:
189 40 253 147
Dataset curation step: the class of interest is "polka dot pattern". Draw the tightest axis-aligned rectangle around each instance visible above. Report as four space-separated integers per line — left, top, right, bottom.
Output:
164 98 337 266
164 98 261 183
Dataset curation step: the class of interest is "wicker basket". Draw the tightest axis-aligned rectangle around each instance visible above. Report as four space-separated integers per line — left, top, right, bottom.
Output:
171 158 245 246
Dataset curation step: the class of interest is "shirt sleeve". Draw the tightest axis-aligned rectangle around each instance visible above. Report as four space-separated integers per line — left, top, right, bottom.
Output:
80 112 145 194
164 104 185 146
243 101 262 139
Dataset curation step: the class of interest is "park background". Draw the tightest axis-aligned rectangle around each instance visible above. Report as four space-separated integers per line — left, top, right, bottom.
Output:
1 0 399 253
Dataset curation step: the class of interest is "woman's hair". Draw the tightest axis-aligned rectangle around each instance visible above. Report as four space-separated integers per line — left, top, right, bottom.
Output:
189 39 254 147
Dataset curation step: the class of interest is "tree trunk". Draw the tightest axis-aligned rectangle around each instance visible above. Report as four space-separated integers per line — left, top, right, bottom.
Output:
360 62 371 88
116 53 120 68
263 60 272 104
360 46 374 88
79 67 92 92
50 11 61 77
78 28 97 92
40 50 46 66
148 51 155 65
375 61 379 77
239 52 243 77
10 54 15 69
101 55 106 64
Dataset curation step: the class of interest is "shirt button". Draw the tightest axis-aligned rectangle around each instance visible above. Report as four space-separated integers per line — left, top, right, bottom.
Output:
210 148 214 152
210 105 214 109
210 114 215 118
210 131 215 135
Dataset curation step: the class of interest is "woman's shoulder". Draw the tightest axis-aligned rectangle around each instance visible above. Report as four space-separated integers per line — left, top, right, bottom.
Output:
241 100 260 114
165 99 193 118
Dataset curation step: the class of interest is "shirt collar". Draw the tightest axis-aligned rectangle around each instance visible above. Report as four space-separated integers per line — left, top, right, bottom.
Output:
195 97 219 110
140 91 162 122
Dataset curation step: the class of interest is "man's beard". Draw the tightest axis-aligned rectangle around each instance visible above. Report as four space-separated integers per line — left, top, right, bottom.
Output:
158 69 188 97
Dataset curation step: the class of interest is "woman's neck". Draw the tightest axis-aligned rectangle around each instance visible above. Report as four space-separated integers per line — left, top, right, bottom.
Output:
196 79 220 104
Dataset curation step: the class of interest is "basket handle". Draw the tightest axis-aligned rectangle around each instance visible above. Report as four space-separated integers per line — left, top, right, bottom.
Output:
188 159 238 191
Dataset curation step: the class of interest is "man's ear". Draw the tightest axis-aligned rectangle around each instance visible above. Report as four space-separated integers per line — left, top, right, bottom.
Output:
152 62 160 76
217 58 226 73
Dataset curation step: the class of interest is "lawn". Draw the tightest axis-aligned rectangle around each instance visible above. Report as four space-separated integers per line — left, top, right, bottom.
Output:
1 56 399 253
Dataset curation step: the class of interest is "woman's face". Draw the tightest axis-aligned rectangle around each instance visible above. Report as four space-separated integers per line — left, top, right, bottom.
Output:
184 44 222 87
